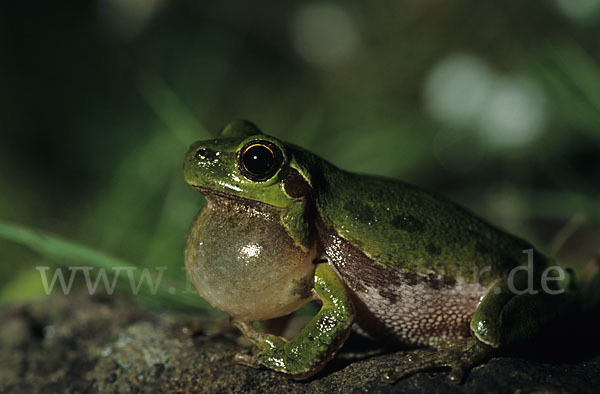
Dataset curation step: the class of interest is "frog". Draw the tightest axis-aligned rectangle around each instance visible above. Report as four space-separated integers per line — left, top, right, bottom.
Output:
183 120 595 383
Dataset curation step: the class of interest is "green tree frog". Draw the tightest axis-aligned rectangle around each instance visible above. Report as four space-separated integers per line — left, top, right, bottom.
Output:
183 120 593 382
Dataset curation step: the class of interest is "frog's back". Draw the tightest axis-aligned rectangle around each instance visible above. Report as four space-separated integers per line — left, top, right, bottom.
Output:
304 156 537 283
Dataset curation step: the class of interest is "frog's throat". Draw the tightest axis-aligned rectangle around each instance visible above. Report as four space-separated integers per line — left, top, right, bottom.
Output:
191 185 317 292
242 252 317 296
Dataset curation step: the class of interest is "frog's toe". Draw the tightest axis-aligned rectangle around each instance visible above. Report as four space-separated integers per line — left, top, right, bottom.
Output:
382 366 414 384
446 362 468 384
446 339 494 383
382 338 494 384
234 350 262 369
381 349 441 384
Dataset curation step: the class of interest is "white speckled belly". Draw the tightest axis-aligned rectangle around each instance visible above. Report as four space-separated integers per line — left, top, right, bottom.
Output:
319 224 492 347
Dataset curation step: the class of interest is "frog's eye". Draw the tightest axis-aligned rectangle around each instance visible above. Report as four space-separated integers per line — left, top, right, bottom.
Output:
238 140 283 182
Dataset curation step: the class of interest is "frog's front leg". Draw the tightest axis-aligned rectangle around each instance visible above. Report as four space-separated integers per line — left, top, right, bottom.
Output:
233 263 355 379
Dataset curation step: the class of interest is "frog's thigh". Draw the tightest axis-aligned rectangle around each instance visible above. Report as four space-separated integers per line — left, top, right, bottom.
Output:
235 263 355 379
470 275 523 348
471 271 576 347
494 287 577 347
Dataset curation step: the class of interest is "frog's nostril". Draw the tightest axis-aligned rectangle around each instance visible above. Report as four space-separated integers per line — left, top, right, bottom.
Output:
195 148 211 160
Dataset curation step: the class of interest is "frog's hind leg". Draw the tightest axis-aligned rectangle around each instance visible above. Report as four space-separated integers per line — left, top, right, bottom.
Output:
471 267 579 349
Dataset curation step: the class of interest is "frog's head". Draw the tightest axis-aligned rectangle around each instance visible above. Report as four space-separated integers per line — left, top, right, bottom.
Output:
184 121 318 320
184 120 309 208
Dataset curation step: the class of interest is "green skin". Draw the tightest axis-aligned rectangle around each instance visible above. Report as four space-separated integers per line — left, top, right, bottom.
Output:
184 120 586 382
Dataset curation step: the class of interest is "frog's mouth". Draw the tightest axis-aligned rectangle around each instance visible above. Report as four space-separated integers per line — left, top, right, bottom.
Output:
192 185 281 210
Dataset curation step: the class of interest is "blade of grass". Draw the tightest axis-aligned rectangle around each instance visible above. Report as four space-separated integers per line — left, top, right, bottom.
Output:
548 212 587 258
0 219 220 314
137 71 212 145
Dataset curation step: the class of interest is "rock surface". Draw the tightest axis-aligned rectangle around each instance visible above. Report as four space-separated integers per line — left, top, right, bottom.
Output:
1 294 599 393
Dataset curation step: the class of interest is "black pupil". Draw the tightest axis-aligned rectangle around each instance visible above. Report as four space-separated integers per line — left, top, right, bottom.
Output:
243 145 274 175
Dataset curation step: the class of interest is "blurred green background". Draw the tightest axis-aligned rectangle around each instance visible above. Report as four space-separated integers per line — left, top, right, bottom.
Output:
1 0 599 311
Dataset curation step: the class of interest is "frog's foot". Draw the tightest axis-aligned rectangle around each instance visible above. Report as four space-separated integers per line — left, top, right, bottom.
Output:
382 338 494 384
232 319 270 344
231 319 271 369
233 346 264 370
